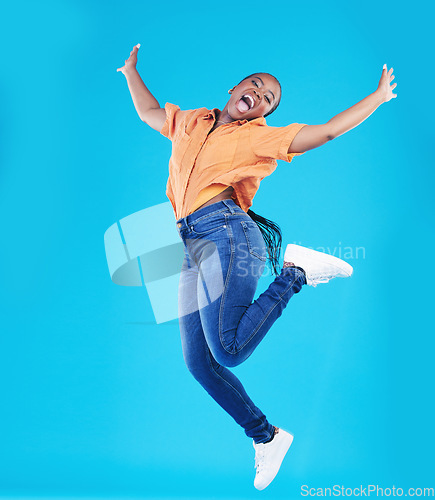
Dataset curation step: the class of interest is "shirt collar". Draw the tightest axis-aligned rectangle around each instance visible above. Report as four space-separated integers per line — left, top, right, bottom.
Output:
204 108 220 119
203 108 266 125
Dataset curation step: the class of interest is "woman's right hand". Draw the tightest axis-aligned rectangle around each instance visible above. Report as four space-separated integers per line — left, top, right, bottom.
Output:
117 44 141 75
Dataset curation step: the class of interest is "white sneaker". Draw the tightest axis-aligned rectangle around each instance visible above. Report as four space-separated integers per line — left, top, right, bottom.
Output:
253 427 294 490
284 244 353 287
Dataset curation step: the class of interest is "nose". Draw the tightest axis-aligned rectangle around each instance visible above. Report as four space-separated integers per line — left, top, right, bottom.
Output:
253 88 265 103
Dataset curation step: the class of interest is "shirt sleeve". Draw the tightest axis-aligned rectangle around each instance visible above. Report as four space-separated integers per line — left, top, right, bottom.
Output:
250 123 309 163
160 102 193 141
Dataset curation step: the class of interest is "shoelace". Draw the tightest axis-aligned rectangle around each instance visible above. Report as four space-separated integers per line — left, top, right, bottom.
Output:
309 274 338 286
254 445 266 473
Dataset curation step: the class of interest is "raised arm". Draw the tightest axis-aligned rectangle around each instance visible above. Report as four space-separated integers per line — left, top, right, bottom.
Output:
117 44 166 133
289 64 397 154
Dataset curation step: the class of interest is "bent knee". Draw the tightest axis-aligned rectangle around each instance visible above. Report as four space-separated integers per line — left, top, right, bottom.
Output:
211 348 244 368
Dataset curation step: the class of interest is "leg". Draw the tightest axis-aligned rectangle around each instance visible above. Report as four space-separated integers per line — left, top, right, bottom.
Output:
188 216 306 368
178 248 276 444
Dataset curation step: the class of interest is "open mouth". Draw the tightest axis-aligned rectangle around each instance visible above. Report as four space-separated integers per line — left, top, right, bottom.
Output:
236 93 255 113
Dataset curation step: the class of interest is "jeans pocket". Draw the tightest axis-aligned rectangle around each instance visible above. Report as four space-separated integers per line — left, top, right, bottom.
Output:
191 213 228 236
240 220 268 261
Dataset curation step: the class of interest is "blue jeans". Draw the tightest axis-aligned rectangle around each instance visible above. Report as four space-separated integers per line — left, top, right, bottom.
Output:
176 199 306 444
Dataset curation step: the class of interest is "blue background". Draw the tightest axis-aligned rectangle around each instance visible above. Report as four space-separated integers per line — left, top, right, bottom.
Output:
1 0 434 498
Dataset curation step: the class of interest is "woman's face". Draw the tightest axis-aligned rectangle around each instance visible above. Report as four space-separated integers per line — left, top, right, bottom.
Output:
228 73 280 120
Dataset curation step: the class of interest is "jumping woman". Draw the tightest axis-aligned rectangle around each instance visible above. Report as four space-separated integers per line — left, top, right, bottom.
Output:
117 44 397 490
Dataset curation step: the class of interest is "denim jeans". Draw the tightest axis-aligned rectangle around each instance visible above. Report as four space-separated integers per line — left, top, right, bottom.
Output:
176 199 306 444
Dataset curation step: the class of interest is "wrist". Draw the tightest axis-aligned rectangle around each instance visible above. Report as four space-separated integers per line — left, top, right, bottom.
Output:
124 66 138 78
373 89 386 105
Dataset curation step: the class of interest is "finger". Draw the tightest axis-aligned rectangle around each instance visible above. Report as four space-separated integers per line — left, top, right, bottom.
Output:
389 67 394 75
383 64 387 71
392 83 397 89
390 75 395 81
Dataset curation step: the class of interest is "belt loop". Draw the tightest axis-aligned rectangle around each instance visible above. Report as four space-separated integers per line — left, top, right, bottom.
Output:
222 199 236 214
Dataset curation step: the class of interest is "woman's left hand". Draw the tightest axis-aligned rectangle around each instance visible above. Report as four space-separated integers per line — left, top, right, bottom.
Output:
376 64 398 103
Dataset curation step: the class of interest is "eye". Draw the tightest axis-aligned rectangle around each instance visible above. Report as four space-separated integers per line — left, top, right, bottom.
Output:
251 79 271 104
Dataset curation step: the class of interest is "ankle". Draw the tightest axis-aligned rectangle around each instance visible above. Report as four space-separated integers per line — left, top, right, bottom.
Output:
263 426 279 443
283 261 295 268
283 262 306 275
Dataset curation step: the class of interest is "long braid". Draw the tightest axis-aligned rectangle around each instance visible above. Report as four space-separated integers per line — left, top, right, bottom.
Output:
247 208 282 276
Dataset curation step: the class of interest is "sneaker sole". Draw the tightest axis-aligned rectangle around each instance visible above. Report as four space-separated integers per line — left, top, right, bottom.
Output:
284 244 353 277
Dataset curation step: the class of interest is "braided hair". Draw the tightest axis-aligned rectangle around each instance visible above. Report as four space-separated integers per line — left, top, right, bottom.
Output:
240 72 284 276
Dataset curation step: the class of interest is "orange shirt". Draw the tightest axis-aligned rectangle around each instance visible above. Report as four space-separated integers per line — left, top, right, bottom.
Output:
160 102 308 220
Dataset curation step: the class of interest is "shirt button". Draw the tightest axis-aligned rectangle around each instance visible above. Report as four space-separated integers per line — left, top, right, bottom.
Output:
177 222 182 228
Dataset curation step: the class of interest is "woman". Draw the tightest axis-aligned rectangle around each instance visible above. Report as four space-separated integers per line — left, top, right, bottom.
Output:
117 44 397 490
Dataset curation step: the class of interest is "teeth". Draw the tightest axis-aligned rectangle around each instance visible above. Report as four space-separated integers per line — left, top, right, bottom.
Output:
243 94 255 109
